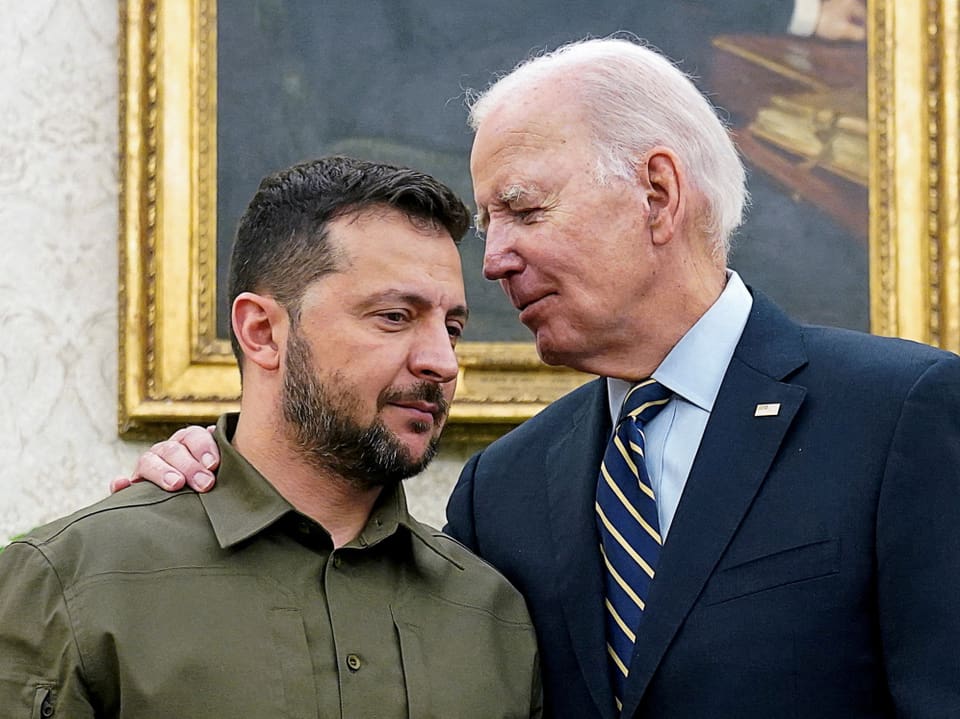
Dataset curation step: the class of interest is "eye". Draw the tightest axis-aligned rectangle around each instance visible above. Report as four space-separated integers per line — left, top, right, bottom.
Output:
447 324 463 347
379 310 409 324
517 208 542 223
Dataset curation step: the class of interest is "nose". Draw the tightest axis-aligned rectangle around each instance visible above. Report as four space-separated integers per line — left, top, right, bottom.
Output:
410 321 460 385
482 221 524 281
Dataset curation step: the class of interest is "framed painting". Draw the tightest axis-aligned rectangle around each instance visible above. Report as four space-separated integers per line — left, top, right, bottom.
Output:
119 0 960 439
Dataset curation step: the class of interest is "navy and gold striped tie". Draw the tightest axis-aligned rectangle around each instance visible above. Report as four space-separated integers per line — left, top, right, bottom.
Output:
596 379 672 713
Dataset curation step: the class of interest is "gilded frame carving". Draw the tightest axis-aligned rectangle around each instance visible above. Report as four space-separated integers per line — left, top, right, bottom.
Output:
119 0 960 439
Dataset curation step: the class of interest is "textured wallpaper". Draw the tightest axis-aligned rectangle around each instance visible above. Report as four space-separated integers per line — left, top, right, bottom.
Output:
0 0 472 541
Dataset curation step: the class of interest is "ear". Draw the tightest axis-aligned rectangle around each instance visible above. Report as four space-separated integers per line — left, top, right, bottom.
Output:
637 148 684 246
232 292 286 372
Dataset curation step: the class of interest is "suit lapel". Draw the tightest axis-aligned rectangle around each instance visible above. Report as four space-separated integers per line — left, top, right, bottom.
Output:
620 292 809 717
543 379 618 719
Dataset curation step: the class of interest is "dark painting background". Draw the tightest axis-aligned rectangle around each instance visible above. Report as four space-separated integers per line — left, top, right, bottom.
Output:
216 0 869 341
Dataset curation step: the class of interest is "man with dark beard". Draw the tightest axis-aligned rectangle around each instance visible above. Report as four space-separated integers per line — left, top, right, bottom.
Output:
0 156 542 718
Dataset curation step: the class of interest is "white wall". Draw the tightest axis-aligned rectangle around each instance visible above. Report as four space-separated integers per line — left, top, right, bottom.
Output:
0 0 473 541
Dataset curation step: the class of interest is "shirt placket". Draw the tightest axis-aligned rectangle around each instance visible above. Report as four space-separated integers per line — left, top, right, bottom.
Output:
323 545 408 719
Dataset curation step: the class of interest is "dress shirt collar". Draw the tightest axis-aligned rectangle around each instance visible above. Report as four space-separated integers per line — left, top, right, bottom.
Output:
607 270 753 420
200 413 425 552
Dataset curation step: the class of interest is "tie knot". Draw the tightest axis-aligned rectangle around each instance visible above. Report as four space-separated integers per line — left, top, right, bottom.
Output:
618 379 672 427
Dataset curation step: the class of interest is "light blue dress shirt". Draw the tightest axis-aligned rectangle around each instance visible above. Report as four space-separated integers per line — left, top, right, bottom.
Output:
606 271 753 539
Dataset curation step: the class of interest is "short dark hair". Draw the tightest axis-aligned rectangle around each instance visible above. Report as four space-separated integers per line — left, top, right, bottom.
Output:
228 155 471 365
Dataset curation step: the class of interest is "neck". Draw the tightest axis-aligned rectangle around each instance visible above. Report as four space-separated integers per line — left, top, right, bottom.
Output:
232 410 382 548
581 265 728 381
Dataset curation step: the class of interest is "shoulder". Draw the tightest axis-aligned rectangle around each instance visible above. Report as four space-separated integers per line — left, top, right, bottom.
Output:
800 323 950 358
743 289 959 390
21 482 202 545
477 377 606 461
799 325 959 387
8 483 208 587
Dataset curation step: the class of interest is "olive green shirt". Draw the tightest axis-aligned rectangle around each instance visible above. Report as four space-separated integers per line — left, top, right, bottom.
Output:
0 415 542 718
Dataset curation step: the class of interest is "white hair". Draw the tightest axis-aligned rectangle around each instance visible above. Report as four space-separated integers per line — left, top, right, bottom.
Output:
467 37 748 256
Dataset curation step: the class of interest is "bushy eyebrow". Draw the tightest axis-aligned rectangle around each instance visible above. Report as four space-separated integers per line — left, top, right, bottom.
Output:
499 184 528 203
474 183 535 233
364 290 469 323
449 305 470 323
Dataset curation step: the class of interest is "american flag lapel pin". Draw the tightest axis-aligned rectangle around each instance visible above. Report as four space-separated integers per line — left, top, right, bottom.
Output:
754 403 781 417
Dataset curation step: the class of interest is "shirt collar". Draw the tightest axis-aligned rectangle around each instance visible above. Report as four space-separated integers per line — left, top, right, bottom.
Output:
353 474 412 550
607 270 753 420
200 414 292 549
200 413 420 550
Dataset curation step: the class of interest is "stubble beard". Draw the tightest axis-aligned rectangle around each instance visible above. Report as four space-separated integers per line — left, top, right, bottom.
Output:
281 330 446 491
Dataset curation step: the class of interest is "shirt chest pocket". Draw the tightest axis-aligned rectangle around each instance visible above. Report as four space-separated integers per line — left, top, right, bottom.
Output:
391 598 536 719
71 571 316 717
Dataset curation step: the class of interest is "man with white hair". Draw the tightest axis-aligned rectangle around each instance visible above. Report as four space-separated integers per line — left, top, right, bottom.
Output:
120 36 959 719
448 37 960 718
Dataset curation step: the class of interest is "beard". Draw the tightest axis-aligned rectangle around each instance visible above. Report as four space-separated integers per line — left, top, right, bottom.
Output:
281 329 448 491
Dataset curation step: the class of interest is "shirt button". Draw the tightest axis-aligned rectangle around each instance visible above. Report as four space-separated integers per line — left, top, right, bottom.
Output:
346 653 362 671
332 556 341 569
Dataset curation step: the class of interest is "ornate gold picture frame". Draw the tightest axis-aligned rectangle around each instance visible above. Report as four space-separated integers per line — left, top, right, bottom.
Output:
119 1 960 439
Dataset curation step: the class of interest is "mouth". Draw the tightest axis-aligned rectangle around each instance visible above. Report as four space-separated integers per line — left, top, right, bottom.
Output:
516 292 555 320
380 382 449 432
389 400 444 426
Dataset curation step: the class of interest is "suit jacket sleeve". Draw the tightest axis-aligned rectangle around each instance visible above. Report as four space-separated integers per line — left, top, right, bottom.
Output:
876 354 960 714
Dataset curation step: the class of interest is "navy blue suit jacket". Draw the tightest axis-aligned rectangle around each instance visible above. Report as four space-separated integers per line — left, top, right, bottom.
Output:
446 292 960 718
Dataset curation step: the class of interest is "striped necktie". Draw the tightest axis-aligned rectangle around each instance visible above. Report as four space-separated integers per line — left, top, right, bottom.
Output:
596 378 672 713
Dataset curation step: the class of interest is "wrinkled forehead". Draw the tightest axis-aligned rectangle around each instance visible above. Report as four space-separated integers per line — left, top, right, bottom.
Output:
471 111 599 209
472 89 599 178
